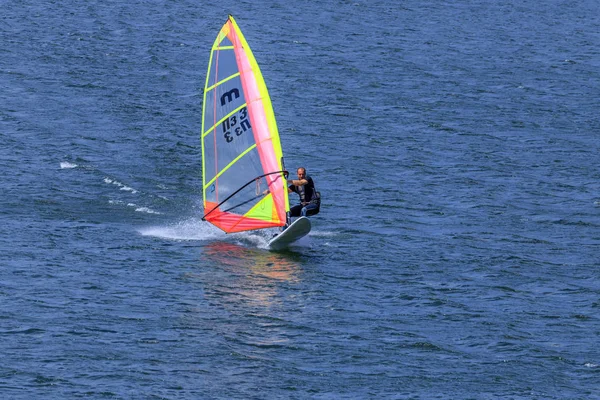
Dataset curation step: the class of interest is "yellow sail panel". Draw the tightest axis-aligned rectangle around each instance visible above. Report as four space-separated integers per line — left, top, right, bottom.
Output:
243 193 285 224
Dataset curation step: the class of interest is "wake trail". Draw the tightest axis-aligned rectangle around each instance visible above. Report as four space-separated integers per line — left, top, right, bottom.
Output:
138 218 223 241
138 217 282 251
59 159 165 216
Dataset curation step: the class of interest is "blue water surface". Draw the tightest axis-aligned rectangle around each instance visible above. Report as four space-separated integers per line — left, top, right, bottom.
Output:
1 0 599 398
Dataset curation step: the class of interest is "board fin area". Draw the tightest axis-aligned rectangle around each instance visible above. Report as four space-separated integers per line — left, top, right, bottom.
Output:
268 216 311 250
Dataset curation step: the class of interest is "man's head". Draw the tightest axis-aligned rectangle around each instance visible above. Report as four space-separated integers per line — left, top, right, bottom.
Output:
297 167 306 179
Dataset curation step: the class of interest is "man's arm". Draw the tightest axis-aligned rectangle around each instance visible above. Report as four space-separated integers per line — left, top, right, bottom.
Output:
287 178 308 186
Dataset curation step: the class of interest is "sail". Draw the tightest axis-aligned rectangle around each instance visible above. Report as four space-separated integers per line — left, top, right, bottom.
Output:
201 15 289 233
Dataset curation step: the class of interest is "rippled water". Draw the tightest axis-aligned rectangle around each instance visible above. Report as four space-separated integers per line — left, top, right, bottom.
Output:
2 0 599 398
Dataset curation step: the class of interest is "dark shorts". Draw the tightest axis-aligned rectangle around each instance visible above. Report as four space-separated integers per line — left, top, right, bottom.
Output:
290 203 320 217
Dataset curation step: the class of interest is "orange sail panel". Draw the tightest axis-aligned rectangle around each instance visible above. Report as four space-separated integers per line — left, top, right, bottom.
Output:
201 16 289 233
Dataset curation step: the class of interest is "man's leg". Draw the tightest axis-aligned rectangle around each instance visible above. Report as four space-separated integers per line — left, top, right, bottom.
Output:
301 203 318 217
279 204 301 231
290 204 302 217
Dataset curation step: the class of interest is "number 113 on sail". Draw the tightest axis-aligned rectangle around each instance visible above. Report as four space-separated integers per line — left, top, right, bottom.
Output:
222 106 251 143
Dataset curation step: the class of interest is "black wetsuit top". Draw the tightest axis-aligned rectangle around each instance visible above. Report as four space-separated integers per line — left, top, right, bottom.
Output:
289 175 317 204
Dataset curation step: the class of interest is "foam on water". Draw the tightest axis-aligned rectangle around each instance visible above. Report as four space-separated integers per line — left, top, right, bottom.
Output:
104 177 138 193
134 207 161 215
126 203 161 215
60 161 77 169
138 218 225 241
138 218 289 249
233 230 271 249
308 230 338 237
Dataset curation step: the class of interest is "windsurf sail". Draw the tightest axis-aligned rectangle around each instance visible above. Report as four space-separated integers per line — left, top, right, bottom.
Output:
201 15 289 233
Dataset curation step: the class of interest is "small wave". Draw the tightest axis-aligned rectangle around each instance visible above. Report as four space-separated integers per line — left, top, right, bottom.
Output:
60 161 78 169
104 177 138 194
232 231 271 249
124 203 161 215
309 230 338 237
134 206 161 215
109 199 161 215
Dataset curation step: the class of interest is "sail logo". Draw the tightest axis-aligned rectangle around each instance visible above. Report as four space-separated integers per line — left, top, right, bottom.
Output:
222 107 251 143
220 88 240 106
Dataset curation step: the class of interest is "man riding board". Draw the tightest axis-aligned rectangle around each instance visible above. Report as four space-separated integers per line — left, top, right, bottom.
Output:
287 167 320 219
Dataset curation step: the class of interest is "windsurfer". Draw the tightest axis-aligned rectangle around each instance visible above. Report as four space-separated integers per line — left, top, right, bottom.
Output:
287 167 320 220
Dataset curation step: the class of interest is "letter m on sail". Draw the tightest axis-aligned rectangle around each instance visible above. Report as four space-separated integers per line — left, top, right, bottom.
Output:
220 88 240 106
